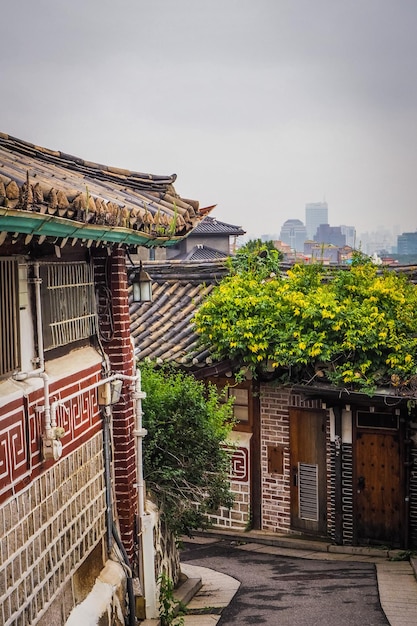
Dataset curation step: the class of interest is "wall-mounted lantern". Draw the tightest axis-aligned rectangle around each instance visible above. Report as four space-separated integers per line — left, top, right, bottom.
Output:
130 262 152 302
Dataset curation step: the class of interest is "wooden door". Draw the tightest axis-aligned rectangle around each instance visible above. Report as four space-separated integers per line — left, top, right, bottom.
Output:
289 408 327 535
355 427 404 546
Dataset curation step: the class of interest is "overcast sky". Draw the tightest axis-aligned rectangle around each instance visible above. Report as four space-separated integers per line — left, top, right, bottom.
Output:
2 0 416 239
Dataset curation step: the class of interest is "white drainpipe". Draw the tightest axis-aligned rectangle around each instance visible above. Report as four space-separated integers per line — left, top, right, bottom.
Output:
132 368 158 619
12 262 60 459
47 369 158 618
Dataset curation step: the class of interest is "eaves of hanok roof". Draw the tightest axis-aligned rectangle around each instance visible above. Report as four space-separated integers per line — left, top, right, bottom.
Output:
130 259 235 377
292 380 417 407
191 215 246 236
0 133 210 250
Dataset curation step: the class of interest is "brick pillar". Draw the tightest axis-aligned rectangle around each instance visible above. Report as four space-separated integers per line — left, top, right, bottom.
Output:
93 248 137 563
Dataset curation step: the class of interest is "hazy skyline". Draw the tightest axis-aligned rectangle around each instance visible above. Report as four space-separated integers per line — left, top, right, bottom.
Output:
2 1 416 239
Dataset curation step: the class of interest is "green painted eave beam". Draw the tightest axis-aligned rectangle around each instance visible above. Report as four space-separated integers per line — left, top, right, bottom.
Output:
0 208 182 247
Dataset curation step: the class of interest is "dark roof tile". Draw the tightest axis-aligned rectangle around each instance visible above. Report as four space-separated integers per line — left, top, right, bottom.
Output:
0 133 207 248
192 215 245 236
130 260 230 373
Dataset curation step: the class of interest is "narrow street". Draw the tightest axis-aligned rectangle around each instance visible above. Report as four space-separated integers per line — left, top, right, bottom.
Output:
180 537 389 626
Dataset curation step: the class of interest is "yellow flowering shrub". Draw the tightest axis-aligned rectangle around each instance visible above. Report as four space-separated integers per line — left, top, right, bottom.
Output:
194 256 417 394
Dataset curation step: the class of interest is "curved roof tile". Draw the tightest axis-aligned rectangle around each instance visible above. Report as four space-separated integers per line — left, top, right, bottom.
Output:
130 260 232 375
0 132 207 248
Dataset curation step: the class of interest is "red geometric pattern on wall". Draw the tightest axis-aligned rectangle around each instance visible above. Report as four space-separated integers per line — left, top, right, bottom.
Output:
0 364 102 503
0 403 28 498
228 446 249 483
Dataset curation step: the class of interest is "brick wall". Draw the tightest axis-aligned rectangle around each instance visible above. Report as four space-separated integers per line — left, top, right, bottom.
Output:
260 385 292 532
208 433 251 530
0 432 106 625
0 360 102 505
259 385 328 534
92 248 137 562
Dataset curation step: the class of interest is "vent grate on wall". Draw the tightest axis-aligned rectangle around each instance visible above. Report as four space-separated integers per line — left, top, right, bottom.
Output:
299 462 319 521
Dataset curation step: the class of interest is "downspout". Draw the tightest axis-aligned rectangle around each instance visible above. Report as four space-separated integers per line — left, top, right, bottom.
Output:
47 370 158 618
102 405 114 554
102 402 136 626
12 262 62 460
132 367 158 620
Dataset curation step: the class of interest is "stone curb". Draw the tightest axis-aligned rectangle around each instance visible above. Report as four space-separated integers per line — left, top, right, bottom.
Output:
201 528 406 560
174 574 203 607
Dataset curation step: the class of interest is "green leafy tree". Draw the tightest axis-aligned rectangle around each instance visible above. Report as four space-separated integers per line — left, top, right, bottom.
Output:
230 239 283 278
140 362 235 536
194 258 417 395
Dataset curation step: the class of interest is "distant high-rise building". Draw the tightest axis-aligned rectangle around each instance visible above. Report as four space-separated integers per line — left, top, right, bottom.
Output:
314 224 346 247
279 219 307 252
305 202 328 239
340 225 356 248
397 231 417 255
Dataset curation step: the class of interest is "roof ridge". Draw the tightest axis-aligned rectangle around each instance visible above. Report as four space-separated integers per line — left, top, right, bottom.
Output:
0 132 177 187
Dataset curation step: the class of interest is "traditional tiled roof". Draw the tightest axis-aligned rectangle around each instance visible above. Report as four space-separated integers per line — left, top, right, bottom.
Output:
0 133 207 249
130 260 236 376
191 215 245 236
170 244 230 261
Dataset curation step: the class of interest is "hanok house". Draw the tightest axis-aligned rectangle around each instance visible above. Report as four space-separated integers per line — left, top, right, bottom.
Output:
131 259 417 550
130 259 260 531
134 213 246 262
0 132 207 625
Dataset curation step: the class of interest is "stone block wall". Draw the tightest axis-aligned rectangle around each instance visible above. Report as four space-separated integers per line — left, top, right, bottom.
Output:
260 385 292 532
208 479 251 531
0 432 106 625
208 434 252 530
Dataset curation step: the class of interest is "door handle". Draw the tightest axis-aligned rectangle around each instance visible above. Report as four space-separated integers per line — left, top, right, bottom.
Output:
357 475 365 493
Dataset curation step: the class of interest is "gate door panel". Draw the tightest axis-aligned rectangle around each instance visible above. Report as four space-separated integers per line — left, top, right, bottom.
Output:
289 408 327 535
355 416 404 546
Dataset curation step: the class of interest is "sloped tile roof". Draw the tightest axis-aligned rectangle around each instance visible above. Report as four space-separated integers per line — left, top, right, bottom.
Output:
191 215 245 236
0 133 207 248
130 260 235 376
170 244 230 261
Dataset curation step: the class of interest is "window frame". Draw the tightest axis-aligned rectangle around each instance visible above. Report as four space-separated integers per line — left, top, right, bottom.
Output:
208 377 254 432
0 257 20 378
38 261 97 352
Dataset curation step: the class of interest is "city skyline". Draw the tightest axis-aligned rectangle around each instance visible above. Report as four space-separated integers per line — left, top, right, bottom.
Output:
258 208 410 255
2 1 417 239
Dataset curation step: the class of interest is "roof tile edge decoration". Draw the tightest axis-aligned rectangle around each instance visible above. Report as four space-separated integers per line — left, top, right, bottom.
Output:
0 132 210 248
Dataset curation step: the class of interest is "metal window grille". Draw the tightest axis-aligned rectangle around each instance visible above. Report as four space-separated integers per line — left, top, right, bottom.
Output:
0 258 20 377
298 462 319 521
40 262 97 350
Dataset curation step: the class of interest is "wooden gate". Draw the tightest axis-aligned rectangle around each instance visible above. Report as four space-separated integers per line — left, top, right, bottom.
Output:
289 408 327 535
354 411 404 546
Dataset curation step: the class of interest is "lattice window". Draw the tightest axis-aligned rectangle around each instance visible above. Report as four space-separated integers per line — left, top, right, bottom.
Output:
0 258 20 378
40 262 97 350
